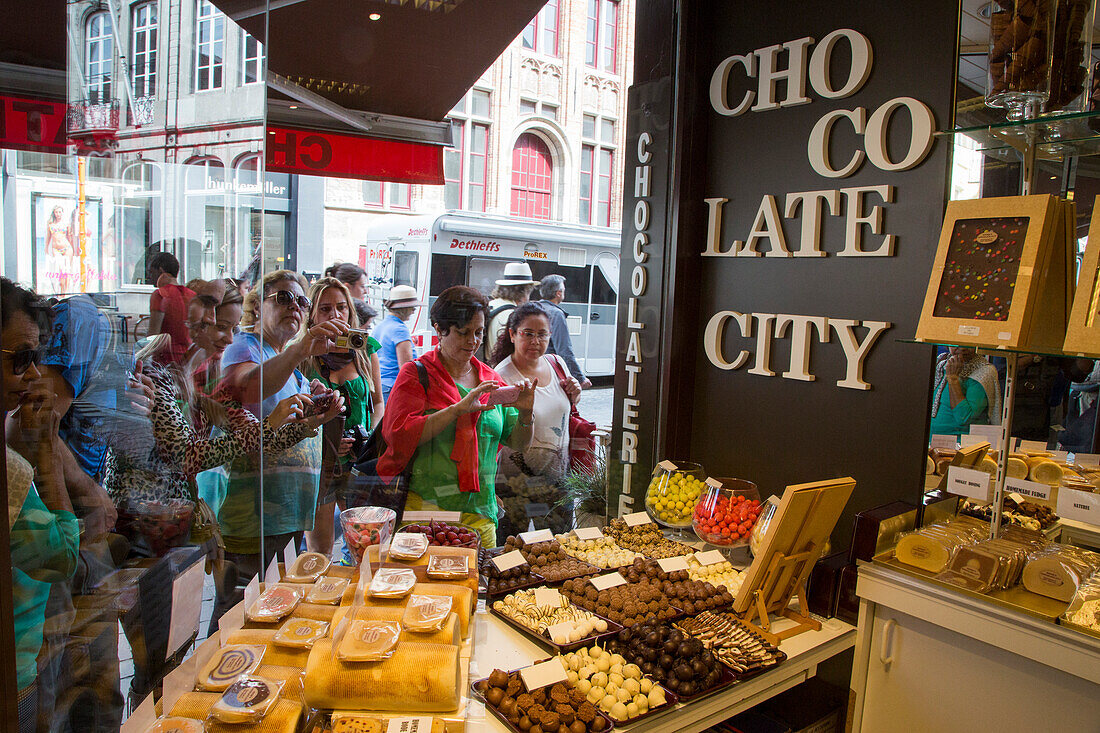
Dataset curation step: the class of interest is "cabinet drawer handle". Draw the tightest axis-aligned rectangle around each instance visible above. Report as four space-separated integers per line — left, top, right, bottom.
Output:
879 618 897 667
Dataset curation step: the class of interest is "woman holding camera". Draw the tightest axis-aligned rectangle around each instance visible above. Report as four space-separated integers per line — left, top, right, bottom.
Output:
379 286 535 546
299 276 375 554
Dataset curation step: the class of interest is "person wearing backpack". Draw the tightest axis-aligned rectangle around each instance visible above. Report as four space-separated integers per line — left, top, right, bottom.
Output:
485 262 538 355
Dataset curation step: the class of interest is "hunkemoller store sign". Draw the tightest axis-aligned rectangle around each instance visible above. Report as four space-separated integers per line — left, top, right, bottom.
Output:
613 1 959 546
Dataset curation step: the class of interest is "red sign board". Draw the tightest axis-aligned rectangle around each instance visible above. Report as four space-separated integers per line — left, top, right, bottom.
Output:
0 94 68 154
265 126 444 184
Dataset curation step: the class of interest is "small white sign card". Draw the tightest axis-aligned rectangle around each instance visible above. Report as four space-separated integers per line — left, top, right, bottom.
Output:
946 466 993 502
657 556 689 572
1057 487 1100 526
968 424 1004 451
519 658 570 690
930 434 957 450
623 511 653 526
657 460 678 471
283 537 298 571
118 693 157 733
1074 452 1100 468
402 509 463 523
694 550 725 566
704 477 722 490
264 552 281 585
519 528 555 544
1050 450 1070 462
1018 439 1049 452
492 549 527 572
217 603 244 647
589 572 627 591
387 718 436 733
166 558 206 660
1004 477 1051 502
573 526 604 540
244 573 261 608
534 587 563 607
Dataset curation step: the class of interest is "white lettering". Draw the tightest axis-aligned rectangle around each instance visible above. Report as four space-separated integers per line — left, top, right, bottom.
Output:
704 311 752 370
709 53 756 116
808 29 873 99
632 232 649 263
634 163 651 198
633 200 650 231
807 108 866 178
774 315 830 381
621 431 638 463
623 399 640 430
752 38 814 112
830 318 891 390
748 313 778 377
839 185 895 257
864 97 936 172
631 265 647 296
738 194 790 257
625 331 642 363
627 298 644 329
784 189 840 257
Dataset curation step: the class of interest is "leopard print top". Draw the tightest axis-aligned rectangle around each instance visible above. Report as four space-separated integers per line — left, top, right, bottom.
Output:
104 362 314 507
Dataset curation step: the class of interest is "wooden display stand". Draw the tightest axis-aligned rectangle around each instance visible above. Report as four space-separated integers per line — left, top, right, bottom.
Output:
1064 202 1100 356
733 478 855 645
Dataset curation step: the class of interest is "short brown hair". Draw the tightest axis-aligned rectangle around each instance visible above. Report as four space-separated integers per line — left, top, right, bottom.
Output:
431 285 490 334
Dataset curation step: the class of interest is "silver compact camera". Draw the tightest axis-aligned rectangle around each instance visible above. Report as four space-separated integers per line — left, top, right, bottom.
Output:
334 329 370 349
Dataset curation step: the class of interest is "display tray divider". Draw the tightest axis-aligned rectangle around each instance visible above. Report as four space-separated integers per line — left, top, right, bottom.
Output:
739 546 822 646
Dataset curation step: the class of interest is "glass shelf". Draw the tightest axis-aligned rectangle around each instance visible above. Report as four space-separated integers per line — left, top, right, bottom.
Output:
897 338 1097 361
937 109 1100 159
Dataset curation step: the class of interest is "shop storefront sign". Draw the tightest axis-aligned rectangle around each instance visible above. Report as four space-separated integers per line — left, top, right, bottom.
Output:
0 94 67 153
265 126 444 184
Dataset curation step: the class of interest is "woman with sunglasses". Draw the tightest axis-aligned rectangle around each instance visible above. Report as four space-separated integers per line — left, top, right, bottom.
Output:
379 286 536 547
298 277 376 555
212 270 345 625
1 278 79 733
490 303 581 538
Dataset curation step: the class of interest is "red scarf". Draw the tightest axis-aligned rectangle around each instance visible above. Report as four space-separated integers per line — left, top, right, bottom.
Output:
378 348 506 493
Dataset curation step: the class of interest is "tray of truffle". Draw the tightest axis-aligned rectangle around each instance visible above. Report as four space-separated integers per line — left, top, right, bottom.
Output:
508 536 603 583
471 668 614 733
603 621 734 702
619 558 736 616
674 611 786 681
559 573 682 627
554 645 677 724
603 519 696 559
490 587 621 653
483 548 546 597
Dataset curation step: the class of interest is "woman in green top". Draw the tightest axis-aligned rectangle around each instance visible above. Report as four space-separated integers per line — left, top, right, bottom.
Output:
2 277 80 733
301 277 377 554
379 286 535 546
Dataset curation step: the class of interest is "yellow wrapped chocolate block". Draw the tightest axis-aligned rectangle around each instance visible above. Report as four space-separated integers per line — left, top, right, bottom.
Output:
272 618 329 649
306 577 349 605
330 606 460 646
144 718 204 733
245 603 338 630
361 582 473 637
304 639 460 712
197 644 266 691
283 552 330 583
1027 457 1063 486
212 676 284 724
226 629 310 668
330 713 447 733
369 562 479 601
1022 545 1100 602
169 691 304 732
1007 457 1029 480
367 544 477 569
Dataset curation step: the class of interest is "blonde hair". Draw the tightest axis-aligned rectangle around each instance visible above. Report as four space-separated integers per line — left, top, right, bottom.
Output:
240 288 260 331
300 277 371 385
260 269 308 298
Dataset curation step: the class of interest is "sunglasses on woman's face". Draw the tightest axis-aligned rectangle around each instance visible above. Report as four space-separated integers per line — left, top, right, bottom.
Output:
265 290 311 310
1 348 41 376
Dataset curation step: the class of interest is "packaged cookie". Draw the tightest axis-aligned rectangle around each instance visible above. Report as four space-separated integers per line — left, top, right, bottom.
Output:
306 576 349 605
142 717 204 733
425 553 469 580
284 552 331 583
401 595 453 632
367 567 417 599
210 675 284 724
336 620 402 662
389 532 430 561
246 585 302 623
197 644 266 691
329 714 446 733
272 618 329 649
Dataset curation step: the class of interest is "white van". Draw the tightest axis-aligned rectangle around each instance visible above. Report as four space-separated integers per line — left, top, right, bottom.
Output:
360 212 620 377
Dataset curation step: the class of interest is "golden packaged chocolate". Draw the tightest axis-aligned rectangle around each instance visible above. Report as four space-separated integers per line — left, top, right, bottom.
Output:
401 595 453 632
367 567 417 599
197 644 266 691
306 576 350 605
142 718 204 733
336 620 402 662
211 675 284 724
425 554 469 580
331 606 460 646
247 586 302 623
389 533 430 561
284 552 331 583
272 618 329 649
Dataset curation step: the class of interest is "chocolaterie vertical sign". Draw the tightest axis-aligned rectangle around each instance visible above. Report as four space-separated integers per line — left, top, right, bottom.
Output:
612 1 959 545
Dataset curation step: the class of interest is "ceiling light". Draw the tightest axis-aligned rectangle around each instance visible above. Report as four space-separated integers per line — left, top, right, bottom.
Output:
369 12 381 20
289 104 298 109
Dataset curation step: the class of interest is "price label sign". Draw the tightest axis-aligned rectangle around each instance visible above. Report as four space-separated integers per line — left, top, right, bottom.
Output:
1017 439 1048 452
946 466 992 502
573 527 604 540
657 556 689 572
1057 487 1100 526
519 659 570 690
1074 452 1100 468
534 587 563 607
929 434 957 450
657 460 678 471
1004 477 1051 502
386 718 435 733
1050 450 1070 462
492 550 527 572
694 550 725 566
519 528 555 544
704 477 722 490
623 511 653 527
589 572 627 591
967 425 1003 451
402 509 462 522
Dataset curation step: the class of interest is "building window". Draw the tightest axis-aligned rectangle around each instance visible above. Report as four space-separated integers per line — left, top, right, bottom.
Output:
185 156 225 191
131 3 157 98
585 0 619 72
241 31 263 85
580 114 615 226
511 133 552 220
521 0 559 56
86 12 113 103
444 88 492 212
195 0 225 91
362 181 412 210
519 98 559 122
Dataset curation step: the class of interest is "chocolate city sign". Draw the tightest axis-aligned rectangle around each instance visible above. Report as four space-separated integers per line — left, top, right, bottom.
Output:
700 28 935 390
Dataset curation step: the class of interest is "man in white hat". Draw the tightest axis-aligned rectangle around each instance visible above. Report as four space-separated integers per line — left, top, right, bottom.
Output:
485 261 538 355
374 284 423 401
